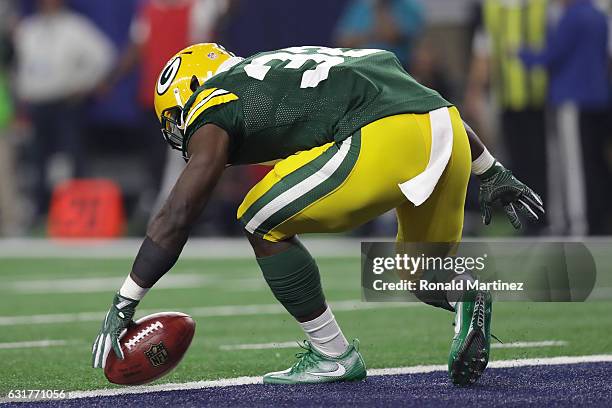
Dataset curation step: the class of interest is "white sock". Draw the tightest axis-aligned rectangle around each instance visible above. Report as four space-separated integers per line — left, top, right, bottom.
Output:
299 306 349 357
447 273 475 310
119 275 149 301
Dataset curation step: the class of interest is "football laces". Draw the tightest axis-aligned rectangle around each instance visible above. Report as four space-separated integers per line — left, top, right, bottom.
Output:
124 321 164 351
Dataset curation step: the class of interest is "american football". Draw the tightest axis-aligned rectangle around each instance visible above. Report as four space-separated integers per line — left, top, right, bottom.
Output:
104 312 195 385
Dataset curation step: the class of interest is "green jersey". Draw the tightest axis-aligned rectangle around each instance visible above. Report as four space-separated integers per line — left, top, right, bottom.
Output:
184 46 452 165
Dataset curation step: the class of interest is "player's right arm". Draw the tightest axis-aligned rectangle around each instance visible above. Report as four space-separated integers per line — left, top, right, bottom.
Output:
464 121 545 229
92 124 230 368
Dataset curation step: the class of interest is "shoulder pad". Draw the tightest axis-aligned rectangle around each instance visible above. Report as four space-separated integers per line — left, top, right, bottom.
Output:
184 88 239 130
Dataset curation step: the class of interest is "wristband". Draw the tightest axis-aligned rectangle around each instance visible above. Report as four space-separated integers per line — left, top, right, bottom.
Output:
119 275 149 301
471 149 496 176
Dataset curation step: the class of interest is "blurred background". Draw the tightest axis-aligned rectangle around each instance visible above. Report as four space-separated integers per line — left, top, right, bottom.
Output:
0 0 610 239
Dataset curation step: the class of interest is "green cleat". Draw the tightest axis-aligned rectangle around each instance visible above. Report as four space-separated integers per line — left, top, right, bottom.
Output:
448 290 492 386
263 339 367 384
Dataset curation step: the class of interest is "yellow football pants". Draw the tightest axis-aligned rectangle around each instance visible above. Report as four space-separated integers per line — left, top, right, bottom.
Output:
237 107 471 243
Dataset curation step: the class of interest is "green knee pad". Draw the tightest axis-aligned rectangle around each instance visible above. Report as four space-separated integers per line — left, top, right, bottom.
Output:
257 243 325 319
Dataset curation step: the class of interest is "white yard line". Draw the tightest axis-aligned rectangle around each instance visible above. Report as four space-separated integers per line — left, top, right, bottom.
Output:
368 354 612 376
4 274 215 294
0 238 360 258
0 300 417 326
0 339 70 350
1 354 610 403
492 340 568 349
3 274 267 295
220 341 298 351
0 338 566 353
219 339 569 352
1 237 610 259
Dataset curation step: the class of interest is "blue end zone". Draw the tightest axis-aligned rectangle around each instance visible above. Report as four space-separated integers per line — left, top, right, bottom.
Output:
18 362 612 407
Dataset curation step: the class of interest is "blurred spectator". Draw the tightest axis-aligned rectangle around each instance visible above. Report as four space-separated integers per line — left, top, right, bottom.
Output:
70 0 141 127
465 0 549 235
101 0 229 110
0 0 21 235
410 39 455 102
335 0 425 68
520 0 611 235
99 0 231 224
14 0 114 221
415 0 474 98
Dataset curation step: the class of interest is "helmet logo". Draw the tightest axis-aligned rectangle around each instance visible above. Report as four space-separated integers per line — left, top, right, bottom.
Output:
207 52 217 60
157 57 182 95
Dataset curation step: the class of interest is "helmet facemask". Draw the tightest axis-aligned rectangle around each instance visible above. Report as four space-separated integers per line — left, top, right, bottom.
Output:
160 106 184 151
158 74 205 155
159 86 190 154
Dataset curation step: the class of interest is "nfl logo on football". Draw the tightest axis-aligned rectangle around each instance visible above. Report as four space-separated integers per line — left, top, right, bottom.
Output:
145 342 169 367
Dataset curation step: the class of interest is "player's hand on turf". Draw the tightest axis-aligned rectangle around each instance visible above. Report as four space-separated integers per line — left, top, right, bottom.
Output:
92 293 139 368
477 162 545 229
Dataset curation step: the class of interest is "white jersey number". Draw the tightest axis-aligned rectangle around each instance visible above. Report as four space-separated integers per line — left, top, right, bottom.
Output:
243 46 383 89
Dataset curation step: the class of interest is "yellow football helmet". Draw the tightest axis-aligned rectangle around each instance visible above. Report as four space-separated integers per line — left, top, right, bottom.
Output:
154 43 235 153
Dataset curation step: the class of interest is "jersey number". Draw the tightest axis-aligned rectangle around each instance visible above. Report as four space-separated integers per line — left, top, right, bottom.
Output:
243 46 382 89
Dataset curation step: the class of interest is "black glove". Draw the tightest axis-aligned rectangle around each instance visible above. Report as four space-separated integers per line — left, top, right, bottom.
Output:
478 162 545 229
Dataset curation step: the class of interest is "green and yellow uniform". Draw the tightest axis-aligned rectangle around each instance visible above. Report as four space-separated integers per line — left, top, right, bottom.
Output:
183 46 471 242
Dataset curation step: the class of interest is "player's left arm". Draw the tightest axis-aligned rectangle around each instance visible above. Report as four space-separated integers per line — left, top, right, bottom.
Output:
92 124 230 368
464 121 545 229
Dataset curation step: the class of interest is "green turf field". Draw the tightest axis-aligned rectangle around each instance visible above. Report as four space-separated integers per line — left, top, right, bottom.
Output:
1 256 611 395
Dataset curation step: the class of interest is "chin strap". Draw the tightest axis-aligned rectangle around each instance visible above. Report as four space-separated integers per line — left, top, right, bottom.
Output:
173 88 186 130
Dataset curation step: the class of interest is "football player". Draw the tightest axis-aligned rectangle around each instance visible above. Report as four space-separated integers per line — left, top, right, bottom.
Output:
92 44 544 385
